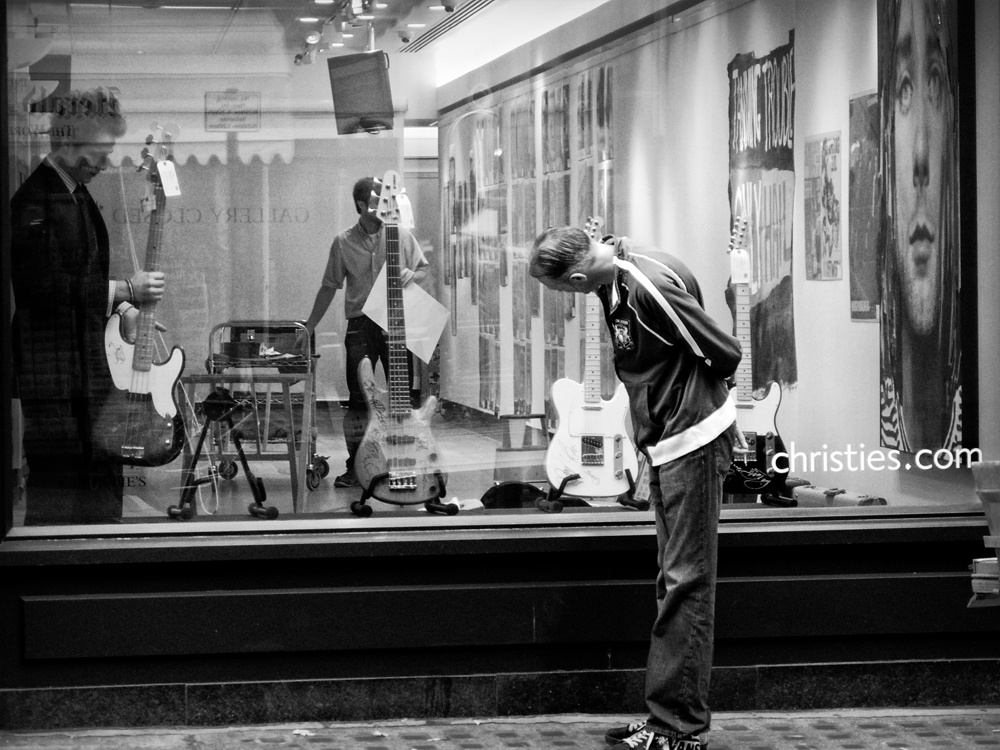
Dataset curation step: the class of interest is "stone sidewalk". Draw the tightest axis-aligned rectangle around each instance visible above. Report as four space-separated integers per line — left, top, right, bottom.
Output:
2 708 1000 749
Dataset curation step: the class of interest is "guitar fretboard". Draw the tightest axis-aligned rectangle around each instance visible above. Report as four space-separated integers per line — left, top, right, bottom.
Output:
583 293 604 404
385 224 412 418
133 182 164 374
733 282 753 403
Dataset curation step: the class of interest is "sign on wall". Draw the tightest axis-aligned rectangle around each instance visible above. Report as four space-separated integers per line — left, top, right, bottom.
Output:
727 31 798 393
205 91 261 132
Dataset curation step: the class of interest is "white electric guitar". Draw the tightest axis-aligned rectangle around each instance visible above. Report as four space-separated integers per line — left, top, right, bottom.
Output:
725 216 787 494
545 217 640 498
94 124 185 466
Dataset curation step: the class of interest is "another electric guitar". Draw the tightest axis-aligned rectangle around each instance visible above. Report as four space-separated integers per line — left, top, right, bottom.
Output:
354 170 448 510
545 216 640 498
724 216 787 495
94 124 185 466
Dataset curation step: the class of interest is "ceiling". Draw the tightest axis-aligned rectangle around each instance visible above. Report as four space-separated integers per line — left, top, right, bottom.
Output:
13 0 614 85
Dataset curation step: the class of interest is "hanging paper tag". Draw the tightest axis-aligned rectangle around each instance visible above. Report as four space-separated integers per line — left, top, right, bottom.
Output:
156 160 181 197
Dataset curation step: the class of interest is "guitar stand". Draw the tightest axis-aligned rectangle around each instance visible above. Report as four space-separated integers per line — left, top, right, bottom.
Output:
535 469 649 514
169 388 279 520
350 470 453 518
535 475 588 513
617 468 650 511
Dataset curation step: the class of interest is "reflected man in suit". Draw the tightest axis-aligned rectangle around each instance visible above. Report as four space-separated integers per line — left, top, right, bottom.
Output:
11 88 165 525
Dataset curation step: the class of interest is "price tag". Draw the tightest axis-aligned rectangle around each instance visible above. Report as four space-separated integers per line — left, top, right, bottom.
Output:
156 160 181 197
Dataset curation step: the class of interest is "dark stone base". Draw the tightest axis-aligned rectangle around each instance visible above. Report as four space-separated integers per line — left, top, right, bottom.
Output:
2 660 999 731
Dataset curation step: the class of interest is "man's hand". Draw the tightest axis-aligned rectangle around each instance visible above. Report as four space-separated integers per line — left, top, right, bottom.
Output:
400 268 415 287
130 270 166 303
294 324 314 354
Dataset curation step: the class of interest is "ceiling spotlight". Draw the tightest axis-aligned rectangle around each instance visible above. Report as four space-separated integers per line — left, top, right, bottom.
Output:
298 16 320 22
314 0 335 4
397 29 411 43
305 31 322 44
407 23 425 28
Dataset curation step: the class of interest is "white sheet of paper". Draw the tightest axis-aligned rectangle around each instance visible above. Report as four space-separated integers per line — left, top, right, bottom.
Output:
362 264 448 364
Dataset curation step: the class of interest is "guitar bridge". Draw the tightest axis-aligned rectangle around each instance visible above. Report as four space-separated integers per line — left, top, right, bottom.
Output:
121 445 145 460
581 435 604 465
388 457 417 491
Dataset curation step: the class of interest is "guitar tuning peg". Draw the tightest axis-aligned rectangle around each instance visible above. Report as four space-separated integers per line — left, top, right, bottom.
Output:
145 134 156 145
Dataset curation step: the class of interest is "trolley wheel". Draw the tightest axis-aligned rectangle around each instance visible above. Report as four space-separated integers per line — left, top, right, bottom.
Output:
167 504 194 520
306 468 322 491
218 460 238 480
350 501 373 518
316 456 330 478
248 502 279 519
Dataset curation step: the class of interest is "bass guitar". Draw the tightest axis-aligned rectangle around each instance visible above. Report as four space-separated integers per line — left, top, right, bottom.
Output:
353 170 449 514
724 216 787 495
94 124 185 466
545 216 640 498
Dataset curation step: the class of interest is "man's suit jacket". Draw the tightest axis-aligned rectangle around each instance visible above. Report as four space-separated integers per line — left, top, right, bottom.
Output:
10 161 115 461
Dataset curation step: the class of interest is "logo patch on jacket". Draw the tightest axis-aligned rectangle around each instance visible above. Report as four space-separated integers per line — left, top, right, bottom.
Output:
612 319 634 351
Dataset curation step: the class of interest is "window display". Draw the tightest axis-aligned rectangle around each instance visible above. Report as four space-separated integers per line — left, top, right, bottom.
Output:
3 0 991 535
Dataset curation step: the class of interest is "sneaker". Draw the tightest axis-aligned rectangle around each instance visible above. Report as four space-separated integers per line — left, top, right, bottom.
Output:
606 721 648 745
609 728 704 750
333 468 359 488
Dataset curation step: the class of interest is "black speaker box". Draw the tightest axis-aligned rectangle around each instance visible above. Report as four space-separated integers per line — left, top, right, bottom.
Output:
327 51 394 135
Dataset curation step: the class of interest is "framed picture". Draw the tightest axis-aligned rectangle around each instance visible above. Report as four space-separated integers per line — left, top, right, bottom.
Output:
877 0 978 453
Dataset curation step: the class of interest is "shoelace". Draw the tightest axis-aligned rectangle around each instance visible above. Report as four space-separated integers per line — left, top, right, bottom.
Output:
620 729 657 748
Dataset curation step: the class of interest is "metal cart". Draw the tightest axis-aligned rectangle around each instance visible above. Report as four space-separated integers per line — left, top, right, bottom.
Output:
171 320 328 519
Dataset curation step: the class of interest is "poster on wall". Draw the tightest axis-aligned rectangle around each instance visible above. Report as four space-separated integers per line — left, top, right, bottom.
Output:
804 132 842 281
727 31 798 393
848 91 880 321
877 0 976 453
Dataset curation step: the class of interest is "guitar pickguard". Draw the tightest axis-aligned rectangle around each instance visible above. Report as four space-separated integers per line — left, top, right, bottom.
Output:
546 378 639 498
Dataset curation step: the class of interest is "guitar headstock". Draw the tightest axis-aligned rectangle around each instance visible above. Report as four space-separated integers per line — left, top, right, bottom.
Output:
138 123 180 209
584 215 604 240
375 170 414 229
728 215 750 285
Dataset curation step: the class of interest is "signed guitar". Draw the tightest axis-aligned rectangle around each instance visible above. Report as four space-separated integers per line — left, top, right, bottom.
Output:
545 217 640 498
724 216 787 495
94 124 185 466
354 170 448 510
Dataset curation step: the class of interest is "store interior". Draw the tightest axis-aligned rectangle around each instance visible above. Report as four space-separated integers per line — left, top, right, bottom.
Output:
5 0 999 528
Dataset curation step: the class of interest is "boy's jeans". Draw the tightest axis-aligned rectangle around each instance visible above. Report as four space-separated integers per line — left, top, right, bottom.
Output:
645 426 735 738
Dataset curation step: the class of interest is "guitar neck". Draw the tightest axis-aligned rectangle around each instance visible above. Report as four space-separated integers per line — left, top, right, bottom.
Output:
583 293 603 404
384 224 411 417
732 281 753 402
133 183 165 374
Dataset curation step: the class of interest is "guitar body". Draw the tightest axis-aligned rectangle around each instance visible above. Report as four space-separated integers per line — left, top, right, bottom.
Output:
354 357 447 504
725 381 787 495
546 378 640 497
94 313 186 466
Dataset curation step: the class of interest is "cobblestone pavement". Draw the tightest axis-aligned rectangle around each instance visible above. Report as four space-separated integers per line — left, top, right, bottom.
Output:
2 709 1000 749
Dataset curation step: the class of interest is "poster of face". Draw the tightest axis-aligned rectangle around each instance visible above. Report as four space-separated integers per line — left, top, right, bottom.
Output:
804 132 842 281
727 31 798 394
848 91 880 321
878 0 971 452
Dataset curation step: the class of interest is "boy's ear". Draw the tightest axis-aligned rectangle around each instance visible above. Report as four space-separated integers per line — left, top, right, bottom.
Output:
568 271 588 286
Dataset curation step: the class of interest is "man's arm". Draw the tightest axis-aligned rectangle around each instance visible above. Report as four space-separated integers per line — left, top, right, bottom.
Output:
303 285 337 333
634 282 743 378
